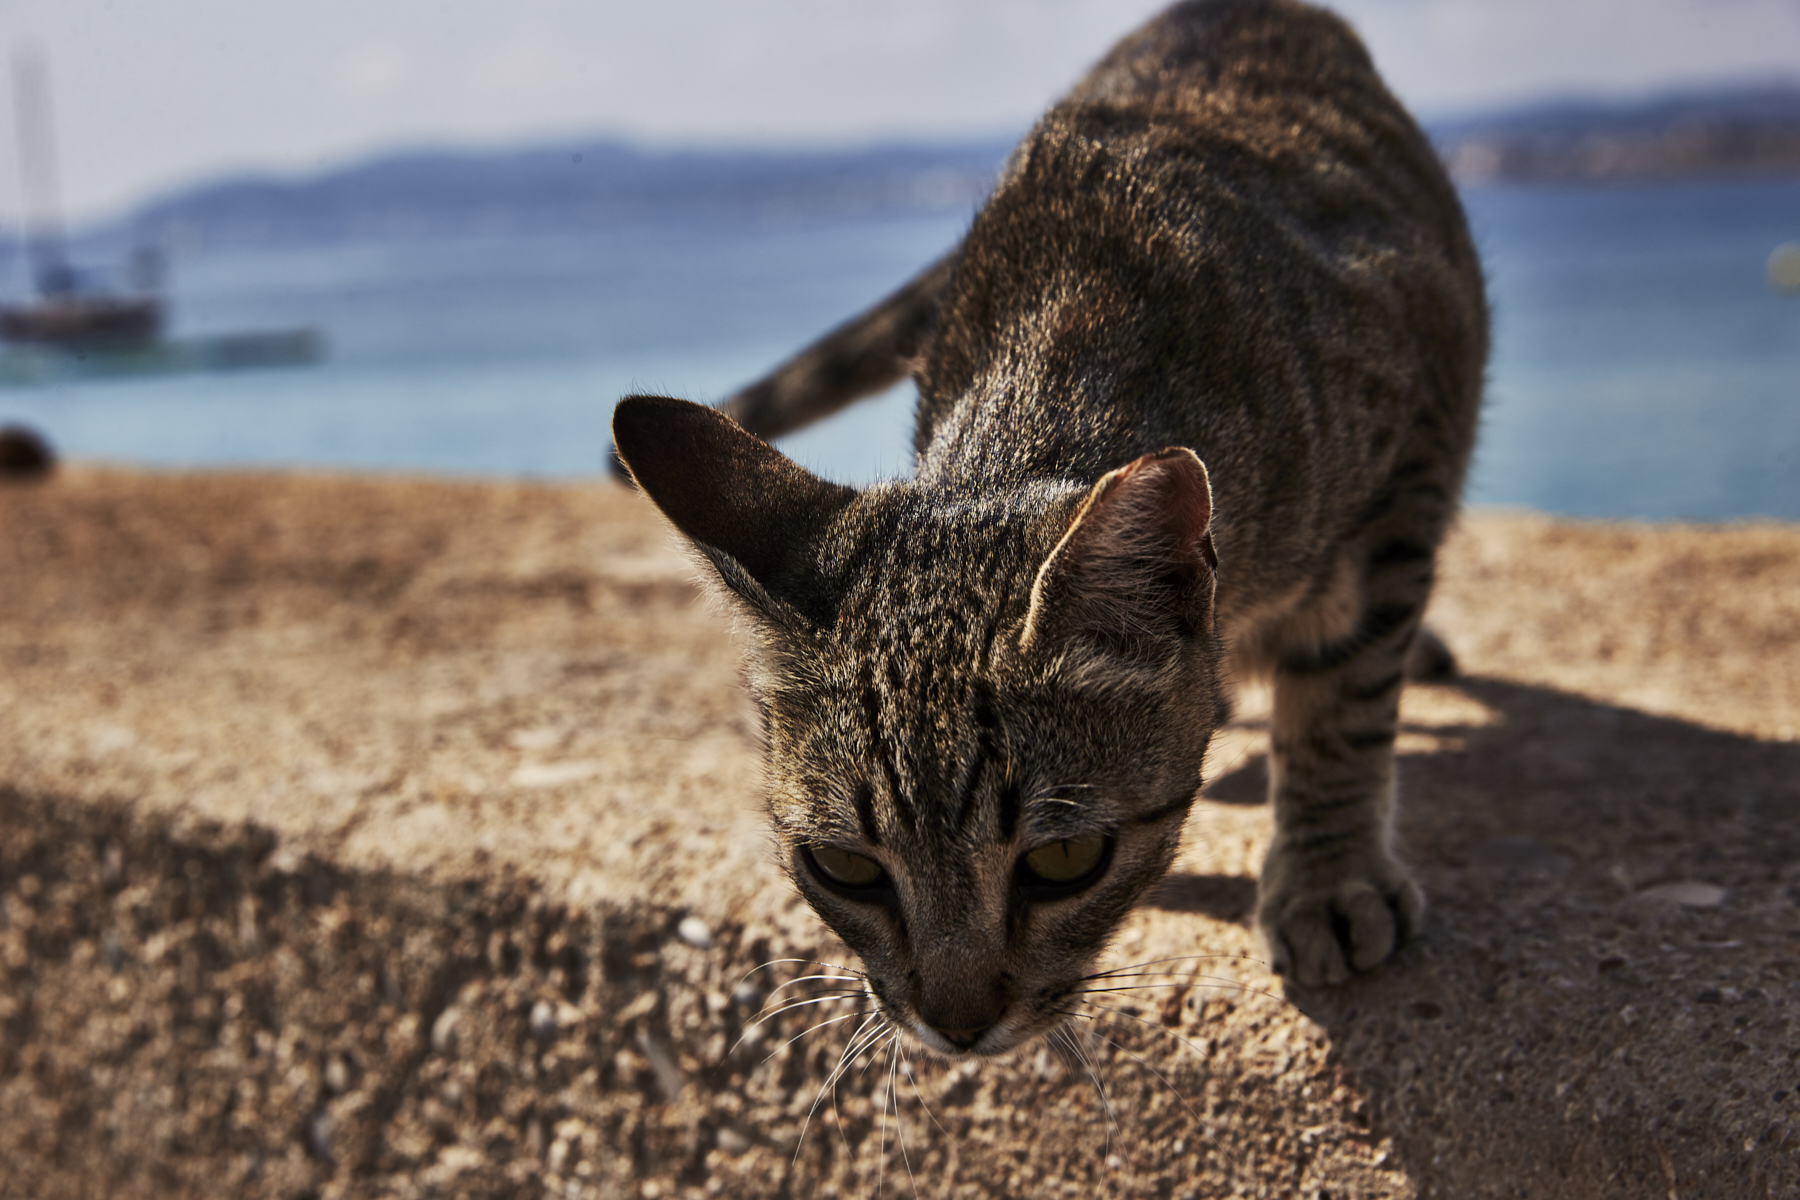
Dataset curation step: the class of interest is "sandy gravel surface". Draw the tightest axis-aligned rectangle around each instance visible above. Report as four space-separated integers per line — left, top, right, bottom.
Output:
2 466 1796 1199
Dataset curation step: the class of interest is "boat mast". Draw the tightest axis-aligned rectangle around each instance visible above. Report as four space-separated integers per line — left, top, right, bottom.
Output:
12 45 71 298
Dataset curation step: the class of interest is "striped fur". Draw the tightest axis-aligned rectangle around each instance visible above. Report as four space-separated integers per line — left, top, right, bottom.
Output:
612 0 1486 1049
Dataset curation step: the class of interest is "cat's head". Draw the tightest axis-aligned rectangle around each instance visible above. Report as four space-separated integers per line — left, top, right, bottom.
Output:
613 395 1225 1056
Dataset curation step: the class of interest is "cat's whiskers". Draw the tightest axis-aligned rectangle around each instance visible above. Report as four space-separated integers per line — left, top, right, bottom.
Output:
731 958 872 1051
1081 1023 1208 1134
900 1052 950 1139
767 1008 868 1062
772 1006 886 1171
1068 997 1229 1065
1043 1019 1164 1188
886 1032 924 1200
1074 953 1280 1047
1055 1022 1123 1167
1051 999 1249 1182
1081 951 1267 981
1049 1009 1206 1185
754 957 1259 1178
762 975 868 1000
752 964 871 993
737 990 866 1040
831 1023 898 1163
792 1010 889 1167
741 956 869 976
730 985 868 1056
857 1029 903 1199
737 958 870 997
757 983 869 1005
1079 976 1268 998
877 1038 893 1199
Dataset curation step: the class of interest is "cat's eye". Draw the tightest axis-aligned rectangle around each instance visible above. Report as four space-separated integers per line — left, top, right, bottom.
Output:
1019 834 1110 890
805 845 887 890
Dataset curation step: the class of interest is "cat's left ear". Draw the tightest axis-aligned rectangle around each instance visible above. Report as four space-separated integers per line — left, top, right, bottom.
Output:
612 394 855 629
1020 447 1216 670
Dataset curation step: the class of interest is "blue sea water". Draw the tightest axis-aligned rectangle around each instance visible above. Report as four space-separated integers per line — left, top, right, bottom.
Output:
3 177 1797 521
1463 178 1799 520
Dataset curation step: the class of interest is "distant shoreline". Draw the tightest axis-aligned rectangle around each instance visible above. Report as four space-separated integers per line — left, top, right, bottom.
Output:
1433 83 1800 184
37 81 1790 253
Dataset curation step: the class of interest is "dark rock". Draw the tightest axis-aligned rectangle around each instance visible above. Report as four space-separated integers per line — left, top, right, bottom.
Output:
0 424 54 479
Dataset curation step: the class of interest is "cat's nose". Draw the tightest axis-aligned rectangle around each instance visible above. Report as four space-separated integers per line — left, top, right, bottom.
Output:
933 1024 991 1050
917 964 1012 1049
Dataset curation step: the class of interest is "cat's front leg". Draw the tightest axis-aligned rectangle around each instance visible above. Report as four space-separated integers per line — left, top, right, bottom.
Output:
1256 634 1423 986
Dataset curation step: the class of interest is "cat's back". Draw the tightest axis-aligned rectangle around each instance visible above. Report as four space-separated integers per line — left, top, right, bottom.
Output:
916 0 1485 603
1069 0 1382 119
1045 0 1440 213
925 0 1478 406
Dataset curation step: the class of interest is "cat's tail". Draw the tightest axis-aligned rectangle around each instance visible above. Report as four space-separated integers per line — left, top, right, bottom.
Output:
609 251 955 478
720 251 956 440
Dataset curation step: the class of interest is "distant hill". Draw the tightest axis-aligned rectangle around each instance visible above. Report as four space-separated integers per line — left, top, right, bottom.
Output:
1431 81 1800 183
123 137 1014 249
111 81 1800 250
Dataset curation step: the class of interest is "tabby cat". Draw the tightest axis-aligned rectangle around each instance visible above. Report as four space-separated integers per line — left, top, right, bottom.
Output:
611 0 1485 1056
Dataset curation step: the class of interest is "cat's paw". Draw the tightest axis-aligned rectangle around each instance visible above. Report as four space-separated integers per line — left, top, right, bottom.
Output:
1255 846 1422 986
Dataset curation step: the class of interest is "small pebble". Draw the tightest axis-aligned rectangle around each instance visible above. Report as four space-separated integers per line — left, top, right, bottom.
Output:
306 1110 335 1163
530 999 559 1044
431 1006 461 1053
1636 881 1726 908
100 931 127 972
715 1126 750 1155
676 916 712 948
101 843 124 888
636 1026 684 1101
616 991 659 1023
324 1056 350 1094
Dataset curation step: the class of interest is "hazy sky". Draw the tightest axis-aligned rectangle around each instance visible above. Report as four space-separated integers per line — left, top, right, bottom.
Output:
6 0 1799 222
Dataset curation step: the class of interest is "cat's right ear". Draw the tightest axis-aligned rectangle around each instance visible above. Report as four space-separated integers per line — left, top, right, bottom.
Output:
612 395 855 630
1020 447 1217 677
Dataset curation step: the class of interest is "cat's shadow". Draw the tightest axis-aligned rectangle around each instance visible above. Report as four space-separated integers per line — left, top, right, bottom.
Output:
1145 871 1257 923
1195 754 1269 807
1144 752 1265 920
1262 674 1800 1195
